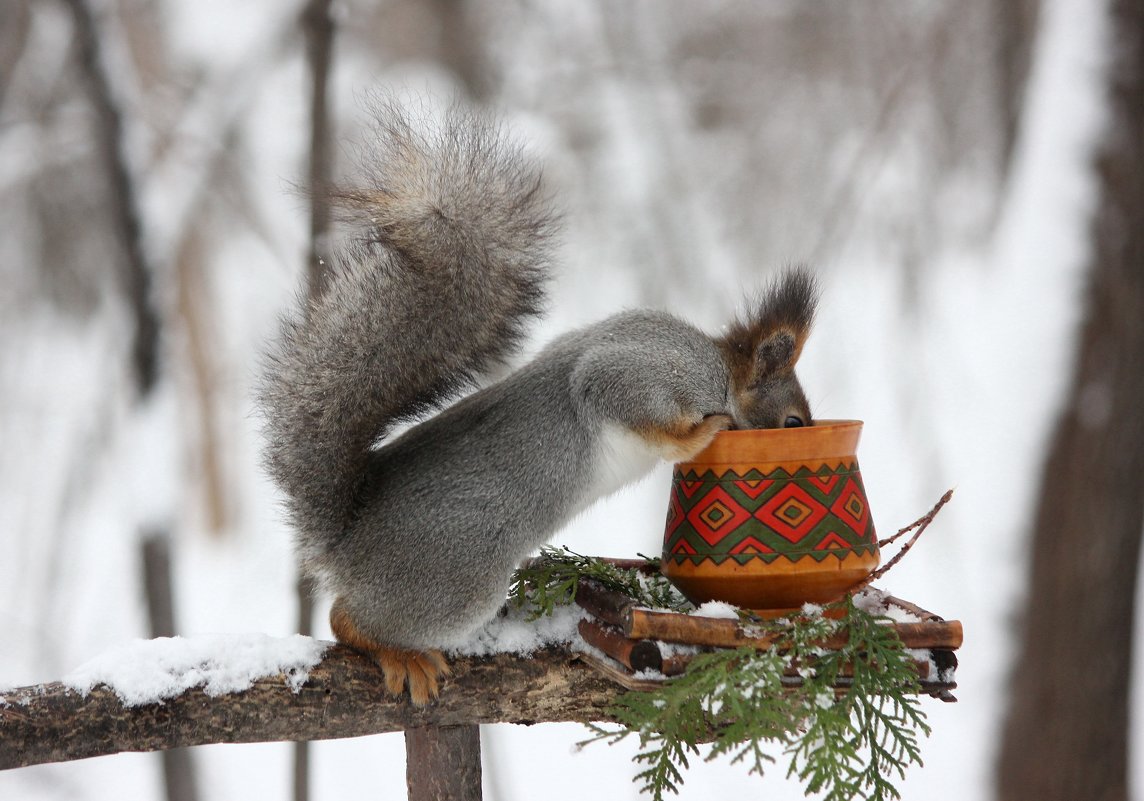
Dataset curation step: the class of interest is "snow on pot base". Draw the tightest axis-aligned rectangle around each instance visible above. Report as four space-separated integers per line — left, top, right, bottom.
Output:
662 420 879 613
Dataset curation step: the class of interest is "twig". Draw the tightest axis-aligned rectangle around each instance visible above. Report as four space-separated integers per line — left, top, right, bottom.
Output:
861 489 954 587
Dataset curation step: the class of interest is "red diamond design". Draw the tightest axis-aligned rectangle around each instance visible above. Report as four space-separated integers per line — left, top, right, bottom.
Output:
830 479 871 536
679 479 705 499
756 484 828 544
665 491 685 538
808 472 841 494
729 535 775 555
687 487 751 546
816 531 854 551
671 537 697 555
736 478 775 500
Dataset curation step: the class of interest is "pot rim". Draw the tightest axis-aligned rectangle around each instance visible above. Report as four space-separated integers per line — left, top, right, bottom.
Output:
679 419 864 466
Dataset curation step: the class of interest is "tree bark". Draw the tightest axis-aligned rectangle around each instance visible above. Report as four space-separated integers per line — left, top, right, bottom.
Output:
0 646 624 771
406 725 483 801
997 1 1144 799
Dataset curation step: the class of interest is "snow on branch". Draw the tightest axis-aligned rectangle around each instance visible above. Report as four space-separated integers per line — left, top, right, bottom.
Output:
0 641 622 770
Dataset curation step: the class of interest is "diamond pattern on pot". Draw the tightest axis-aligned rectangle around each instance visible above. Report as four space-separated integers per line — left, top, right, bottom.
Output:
665 491 685 539
737 477 776 500
806 463 842 496
729 535 776 556
685 486 751 546
754 483 828 544
816 531 855 551
670 537 698 556
664 460 877 567
830 478 872 539
678 476 705 498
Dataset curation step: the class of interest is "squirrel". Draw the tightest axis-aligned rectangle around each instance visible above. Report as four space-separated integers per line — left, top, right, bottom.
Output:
260 101 818 705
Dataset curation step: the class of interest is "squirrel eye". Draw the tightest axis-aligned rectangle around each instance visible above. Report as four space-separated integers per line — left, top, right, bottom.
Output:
783 415 805 428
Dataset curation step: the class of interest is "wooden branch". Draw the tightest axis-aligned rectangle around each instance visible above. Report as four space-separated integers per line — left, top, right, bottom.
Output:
406 725 482 801
578 617 958 702
0 645 623 771
577 619 666 674
627 608 963 651
573 578 964 652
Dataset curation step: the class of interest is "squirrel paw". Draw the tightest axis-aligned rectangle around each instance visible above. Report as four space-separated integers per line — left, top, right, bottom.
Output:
330 599 451 705
373 647 451 705
642 413 733 462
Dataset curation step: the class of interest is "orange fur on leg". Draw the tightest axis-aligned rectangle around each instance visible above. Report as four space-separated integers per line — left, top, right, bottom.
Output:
638 414 733 462
329 599 450 705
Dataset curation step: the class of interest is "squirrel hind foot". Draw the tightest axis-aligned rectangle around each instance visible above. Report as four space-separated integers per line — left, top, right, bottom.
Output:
330 599 450 705
374 647 450 705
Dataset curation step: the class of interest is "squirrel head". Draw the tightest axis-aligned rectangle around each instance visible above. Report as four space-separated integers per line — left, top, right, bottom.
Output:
716 267 819 430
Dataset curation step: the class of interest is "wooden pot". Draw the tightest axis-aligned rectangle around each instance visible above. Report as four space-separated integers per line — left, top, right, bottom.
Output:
661 420 879 612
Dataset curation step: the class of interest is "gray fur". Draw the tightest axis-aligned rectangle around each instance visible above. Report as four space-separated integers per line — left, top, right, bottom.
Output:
260 103 817 652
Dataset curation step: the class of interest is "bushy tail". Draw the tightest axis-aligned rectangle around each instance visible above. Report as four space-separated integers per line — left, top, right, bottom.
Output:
260 101 557 552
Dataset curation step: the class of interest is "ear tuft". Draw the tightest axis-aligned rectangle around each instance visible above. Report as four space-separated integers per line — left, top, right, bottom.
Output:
759 266 818 337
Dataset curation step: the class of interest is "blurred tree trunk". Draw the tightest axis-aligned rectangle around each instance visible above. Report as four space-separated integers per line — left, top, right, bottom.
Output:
62 0 161 396
295 2 336 800
0 0 31 112
142 534 200 801
997 1 1144 800
427 0 488 99
995 0 1041 172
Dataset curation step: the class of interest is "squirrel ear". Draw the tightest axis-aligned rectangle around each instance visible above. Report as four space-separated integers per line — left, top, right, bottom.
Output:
751 268 817 379
717 267 819 387
755 329 800 377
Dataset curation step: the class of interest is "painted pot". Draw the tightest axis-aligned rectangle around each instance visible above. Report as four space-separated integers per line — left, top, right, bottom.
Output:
661 420 879 612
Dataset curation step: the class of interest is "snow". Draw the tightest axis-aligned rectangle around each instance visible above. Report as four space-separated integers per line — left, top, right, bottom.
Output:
853 587 927 624
689 601 740 620
450 604 587 658
906 648 945 686
56 633 328 707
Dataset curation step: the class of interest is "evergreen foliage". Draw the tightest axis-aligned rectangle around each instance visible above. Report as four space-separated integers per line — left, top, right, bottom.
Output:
511 547 932 800
509 546 690 617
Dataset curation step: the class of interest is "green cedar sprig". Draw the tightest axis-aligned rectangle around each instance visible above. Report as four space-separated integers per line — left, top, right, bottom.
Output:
785 599 932 800
508 546 690 619
509 547 933 800
585 598 931 801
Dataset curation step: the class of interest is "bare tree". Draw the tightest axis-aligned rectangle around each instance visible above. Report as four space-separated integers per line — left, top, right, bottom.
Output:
997 1 1144 798
60 0 161 397
141 534 200 801
294 3 337 801
994 0 1041 171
